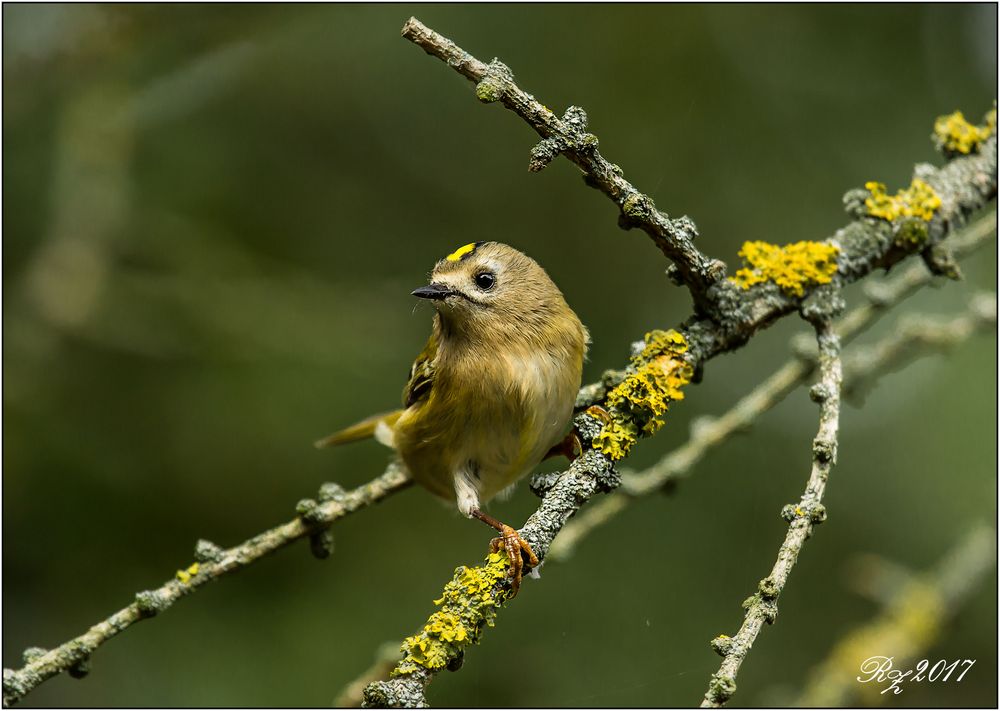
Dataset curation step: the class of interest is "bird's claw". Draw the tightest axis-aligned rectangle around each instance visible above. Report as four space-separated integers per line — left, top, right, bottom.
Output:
583 405 612 426
489 525 539 597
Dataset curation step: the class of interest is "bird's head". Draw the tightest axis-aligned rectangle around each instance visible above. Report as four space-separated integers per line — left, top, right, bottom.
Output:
412 241 574 342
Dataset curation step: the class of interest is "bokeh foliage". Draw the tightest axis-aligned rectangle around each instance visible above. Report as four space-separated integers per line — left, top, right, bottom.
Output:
3 4 996 707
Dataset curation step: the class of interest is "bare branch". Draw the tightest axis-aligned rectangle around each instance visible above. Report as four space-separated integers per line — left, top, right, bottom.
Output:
2 466 412 707
701 321 843 707
842 293 997 400
401 17 724 309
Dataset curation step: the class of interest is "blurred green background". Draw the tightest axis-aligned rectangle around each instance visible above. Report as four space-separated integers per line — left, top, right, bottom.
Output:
3 4 996 708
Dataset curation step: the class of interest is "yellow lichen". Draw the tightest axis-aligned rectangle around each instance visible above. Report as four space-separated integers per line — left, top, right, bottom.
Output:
933 108 997 154
633 328 688 363
175 562 200 584
594 330 692 461
592 419 638 460
395 551 511 675
864 178 941 222
729 241 840 297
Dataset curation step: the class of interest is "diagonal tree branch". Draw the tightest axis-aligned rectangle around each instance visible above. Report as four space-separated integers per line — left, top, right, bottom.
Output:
549 213 997 561
702 320 843 707
359 17 996 710
401 18 725 311
352 292 993 706
6 17 995 710
401 17 997 350
552 293 997 562
2 466 412 707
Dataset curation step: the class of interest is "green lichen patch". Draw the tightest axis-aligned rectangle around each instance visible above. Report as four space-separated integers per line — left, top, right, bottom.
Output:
194 539 223 563
864 178 941 222
475 78 503 104
729 241 841 297
593 330 692 460
933 107 997 155
474 60 513 104
134 590 168 617
893 217 930 252
394 551 512 676
710 634 733 657
706 672 737 703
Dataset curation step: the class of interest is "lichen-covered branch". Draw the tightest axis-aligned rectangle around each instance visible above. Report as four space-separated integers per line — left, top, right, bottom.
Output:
550 213 997 561
1 466 412 707
401 17 724 310
701 322 843 708
363 340 683 707
7 18 995 709
796 524 996 706
361 291 993 708
357 19 998 710
402 16 996 337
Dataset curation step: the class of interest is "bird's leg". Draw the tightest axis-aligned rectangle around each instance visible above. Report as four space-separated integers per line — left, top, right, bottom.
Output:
543 405 613 461
469 508 538 597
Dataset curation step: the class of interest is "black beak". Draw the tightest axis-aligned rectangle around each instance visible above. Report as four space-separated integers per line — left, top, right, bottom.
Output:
411 283 455 300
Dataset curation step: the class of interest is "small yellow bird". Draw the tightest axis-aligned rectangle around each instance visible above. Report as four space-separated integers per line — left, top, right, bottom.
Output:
317 241 589 593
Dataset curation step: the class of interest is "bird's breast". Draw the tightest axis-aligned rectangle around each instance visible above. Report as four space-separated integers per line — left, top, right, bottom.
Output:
395 344 581 504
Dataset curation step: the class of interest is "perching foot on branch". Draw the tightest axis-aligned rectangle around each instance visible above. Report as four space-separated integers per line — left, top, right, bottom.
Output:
471 509 539 596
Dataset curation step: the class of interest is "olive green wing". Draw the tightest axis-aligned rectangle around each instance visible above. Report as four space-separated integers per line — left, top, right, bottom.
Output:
403 331 437 408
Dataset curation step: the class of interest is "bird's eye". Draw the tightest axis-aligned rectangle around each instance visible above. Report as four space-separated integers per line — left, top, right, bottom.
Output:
474 271 496 291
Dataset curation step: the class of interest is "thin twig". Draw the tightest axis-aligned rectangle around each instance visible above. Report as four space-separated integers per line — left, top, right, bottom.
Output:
701 321 843 707
842 293 997 400
1 466 412 707
401 17 723 309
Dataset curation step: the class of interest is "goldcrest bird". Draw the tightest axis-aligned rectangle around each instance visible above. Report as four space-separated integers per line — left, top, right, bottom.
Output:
316 241 589 594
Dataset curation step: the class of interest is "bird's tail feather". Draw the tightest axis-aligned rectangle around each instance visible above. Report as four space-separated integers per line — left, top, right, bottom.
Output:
314 410 402 449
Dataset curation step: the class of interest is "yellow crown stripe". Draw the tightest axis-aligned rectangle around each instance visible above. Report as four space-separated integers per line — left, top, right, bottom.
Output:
446 243 478 262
